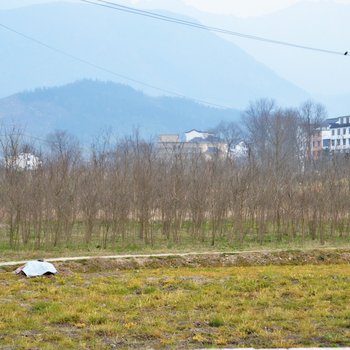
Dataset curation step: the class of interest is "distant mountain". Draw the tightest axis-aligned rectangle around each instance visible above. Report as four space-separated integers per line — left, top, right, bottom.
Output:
167 0 350 115
0 80 241 140
0 2 308 109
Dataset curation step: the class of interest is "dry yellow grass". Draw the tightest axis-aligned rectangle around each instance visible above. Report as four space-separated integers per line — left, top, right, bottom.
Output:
1 264 350 349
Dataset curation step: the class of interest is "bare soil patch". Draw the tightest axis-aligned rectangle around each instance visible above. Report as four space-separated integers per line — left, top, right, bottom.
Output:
52 249 350 274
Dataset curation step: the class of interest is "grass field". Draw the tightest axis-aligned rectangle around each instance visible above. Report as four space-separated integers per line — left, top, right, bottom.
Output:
1 219 350 263
1 263 350 349
2 233 350 263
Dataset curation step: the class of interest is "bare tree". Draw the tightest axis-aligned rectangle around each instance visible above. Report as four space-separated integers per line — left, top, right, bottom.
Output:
1 99 347 251
298 100 327 168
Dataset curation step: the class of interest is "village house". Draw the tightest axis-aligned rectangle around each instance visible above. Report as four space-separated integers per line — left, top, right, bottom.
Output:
158 129 228 159
311 115 350 158
184 129 214 142
6 153 42 170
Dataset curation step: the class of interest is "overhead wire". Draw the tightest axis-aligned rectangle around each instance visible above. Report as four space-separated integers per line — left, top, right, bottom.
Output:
1 0 347 119
0 22 230 109
0 131 60 146
82 0 349 57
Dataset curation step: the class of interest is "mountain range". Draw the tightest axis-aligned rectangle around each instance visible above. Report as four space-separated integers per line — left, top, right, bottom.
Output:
0 1 308 109
133 0 350 116
0 80 240 140
0 0 348 138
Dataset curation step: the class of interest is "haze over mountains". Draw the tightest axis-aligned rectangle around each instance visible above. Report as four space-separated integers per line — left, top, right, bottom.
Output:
0 2 308 107
0 80 240 140
133 0 350 115
0 0 348 138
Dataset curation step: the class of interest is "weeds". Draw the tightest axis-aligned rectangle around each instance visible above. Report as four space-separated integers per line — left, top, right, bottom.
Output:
1 264 350 349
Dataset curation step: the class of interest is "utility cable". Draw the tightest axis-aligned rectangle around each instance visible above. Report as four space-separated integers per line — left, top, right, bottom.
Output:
82 0 349 57
0 22 230 109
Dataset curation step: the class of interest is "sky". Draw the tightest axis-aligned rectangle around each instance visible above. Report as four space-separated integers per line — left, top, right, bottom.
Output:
186 0 298 15
184 0 350 16
2 0 350 17
1 0 349 114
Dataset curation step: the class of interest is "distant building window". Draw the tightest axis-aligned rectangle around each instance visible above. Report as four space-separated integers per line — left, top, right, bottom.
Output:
337 129 341 135
337 139 341 146
332 130 335 136
331 140 335 147
344 128 347 135
323 139 330 148
343 139 347 146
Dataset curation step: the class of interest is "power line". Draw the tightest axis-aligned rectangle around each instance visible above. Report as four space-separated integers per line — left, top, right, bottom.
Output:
0 130 58 145
0 23 230 109
82 0 349 57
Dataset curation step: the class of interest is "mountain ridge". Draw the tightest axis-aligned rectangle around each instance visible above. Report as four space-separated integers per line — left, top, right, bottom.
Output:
0 1 308 109
0 79 241 141
166 0 350 115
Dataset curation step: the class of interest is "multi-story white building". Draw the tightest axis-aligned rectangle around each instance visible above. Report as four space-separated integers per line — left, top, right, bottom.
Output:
321 116 350 153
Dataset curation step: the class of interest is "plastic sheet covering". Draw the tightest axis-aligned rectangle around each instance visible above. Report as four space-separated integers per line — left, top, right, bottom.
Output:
15 260 57 277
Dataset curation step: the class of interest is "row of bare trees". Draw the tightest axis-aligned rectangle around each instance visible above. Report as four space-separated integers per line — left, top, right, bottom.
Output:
0 100 349 249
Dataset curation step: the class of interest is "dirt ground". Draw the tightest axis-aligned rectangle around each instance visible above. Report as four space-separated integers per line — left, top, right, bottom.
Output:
1 249 350 349
51 248 350 274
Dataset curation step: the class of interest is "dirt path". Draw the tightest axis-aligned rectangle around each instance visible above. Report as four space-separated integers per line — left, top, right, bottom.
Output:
1 247 349 268
0 251 228 267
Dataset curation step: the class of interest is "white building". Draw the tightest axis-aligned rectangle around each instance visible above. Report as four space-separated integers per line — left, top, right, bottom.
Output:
8 153 41 170
184 130 214 142
321 116 350 153
230 141 249 158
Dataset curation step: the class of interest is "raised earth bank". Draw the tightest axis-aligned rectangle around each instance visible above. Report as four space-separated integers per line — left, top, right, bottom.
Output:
49 249 350 273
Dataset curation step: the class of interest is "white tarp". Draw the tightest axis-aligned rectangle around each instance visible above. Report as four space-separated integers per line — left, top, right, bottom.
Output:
16 260 57 277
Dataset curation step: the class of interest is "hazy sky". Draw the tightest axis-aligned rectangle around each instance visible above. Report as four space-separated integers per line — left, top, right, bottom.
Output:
1 0 350 17
1 0 349 113
183 0 350 16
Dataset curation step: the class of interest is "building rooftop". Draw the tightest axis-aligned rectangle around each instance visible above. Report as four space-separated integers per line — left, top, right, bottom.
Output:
189 135 223 143
324 116 350 128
